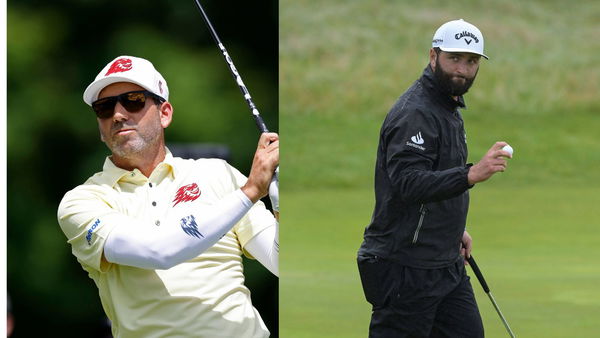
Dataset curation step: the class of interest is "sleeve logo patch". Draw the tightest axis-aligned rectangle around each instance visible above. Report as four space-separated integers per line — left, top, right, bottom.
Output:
407 132 426 151
410 132 424 145
86 219 101 245
180 215 204 239
173 183 201 207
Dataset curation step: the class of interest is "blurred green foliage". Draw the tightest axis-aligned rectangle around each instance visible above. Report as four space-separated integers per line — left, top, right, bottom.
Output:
7 1 278 337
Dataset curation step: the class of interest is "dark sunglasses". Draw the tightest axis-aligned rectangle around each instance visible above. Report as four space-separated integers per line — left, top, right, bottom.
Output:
92 90 165 119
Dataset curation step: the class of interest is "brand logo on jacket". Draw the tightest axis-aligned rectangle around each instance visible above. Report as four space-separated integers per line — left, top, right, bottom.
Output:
407 132 426 151
173 183 201 207
411 132 424 144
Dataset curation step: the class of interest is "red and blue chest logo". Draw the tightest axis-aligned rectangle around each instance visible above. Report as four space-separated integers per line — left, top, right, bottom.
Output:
173 183 201 207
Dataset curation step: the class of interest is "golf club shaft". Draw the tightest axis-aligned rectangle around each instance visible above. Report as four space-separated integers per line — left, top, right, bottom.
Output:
467 255 516 337
193 0 269 133
487 292 516 338
193 0 279 213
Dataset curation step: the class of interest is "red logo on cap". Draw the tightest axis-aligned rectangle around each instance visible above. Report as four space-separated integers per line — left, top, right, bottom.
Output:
105 58 133 76
173 183 201 207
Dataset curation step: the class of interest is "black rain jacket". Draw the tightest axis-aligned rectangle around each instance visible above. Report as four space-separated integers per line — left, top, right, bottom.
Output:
358 64 473 268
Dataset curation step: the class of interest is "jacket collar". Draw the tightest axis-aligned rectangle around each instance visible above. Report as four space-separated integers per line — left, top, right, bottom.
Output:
420 64 467 110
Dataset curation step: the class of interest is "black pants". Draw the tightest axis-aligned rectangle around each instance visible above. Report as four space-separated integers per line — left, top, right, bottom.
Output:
357 255 484 338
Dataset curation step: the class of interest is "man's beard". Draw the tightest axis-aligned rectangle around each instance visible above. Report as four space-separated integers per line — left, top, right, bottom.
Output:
433 62 478 96
104 120 161 159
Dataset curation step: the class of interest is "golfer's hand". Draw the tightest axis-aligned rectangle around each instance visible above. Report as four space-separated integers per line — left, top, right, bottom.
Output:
468 142 511 185
461 230 473 264
242 133 279 203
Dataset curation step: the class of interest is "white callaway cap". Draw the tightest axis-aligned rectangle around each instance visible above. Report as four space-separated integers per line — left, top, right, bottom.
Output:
83 55 169 106
432 19 488 59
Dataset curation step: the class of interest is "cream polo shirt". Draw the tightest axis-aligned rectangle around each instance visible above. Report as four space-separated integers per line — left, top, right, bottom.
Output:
58 151 274 338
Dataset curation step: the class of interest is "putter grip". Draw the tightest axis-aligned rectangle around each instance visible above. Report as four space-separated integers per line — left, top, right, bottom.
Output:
467 256 490 293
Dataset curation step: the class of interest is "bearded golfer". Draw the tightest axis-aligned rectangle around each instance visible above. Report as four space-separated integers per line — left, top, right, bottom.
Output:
358 19 511 337
58 56 279 338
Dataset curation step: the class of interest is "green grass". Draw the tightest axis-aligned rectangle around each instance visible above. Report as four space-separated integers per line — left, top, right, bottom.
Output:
279 0 600 336
280 0 600 192
280 189 371 337
281 185 600 337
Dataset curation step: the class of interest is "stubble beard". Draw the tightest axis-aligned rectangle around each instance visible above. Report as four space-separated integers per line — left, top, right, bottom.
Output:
105 120 162 160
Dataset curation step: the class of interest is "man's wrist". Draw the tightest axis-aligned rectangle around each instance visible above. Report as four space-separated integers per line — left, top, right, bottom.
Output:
466 163 476 186
241 184 261 203
467 172 475 185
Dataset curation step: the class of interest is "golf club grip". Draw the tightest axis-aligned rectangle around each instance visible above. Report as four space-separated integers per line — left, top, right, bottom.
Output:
467 256 490 293
253 115 269 133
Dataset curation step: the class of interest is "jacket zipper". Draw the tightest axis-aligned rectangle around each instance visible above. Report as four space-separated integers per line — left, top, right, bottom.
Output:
412 204 427 244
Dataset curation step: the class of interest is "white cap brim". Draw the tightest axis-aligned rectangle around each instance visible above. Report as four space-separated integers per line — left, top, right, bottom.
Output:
439 47 489 60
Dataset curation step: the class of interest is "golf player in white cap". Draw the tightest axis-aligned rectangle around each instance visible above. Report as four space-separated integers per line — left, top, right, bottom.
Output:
58 55 279 337
358 19 511 337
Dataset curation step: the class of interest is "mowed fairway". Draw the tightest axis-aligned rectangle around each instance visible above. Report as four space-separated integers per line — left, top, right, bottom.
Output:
280 0 600 337
281 186 600 337
280 189 370 337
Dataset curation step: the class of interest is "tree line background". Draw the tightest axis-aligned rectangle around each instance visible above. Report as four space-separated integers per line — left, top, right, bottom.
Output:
7 0 278 336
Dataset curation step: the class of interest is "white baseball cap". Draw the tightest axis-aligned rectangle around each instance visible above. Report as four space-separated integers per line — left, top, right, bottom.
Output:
432 19 488 59
83 55 169 106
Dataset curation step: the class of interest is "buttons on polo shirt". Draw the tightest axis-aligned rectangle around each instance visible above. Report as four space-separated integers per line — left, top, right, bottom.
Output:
152 201 157 207
155 220 161 226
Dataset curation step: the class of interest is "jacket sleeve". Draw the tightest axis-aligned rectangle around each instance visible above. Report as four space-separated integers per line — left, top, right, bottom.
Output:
383 109 471 204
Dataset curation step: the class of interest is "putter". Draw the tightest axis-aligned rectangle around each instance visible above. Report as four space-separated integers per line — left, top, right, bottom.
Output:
467 255 516 338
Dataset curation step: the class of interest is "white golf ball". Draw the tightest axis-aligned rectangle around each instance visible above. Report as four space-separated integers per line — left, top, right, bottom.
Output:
502 144 514 157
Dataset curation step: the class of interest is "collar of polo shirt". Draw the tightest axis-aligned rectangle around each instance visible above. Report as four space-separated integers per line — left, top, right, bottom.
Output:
100 148 178 187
